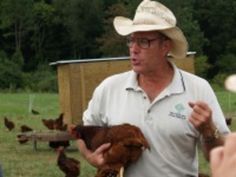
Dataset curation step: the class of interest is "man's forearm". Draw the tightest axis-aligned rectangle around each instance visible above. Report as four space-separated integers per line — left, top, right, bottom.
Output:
201 126 225 161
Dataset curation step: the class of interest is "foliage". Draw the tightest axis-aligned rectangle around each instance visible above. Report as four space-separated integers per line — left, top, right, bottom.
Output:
0 50 24 90
97 3 129 57
193 0 236 77
0 0 235 89
194 55 211 79
216 53 236 74
211 73 229 90
23 64 58 92
0 0 34 51
160 0 206 55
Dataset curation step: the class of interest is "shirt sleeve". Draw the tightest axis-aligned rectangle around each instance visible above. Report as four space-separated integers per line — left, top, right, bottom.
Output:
204 82 231 134
82 82 108 126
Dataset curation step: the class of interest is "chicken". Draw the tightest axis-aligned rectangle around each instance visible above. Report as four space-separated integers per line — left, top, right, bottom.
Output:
49 140 70 150
42 113 70 149
31 109 40 115
4 117 15 131
42 119 54 130
42 113 66 131
42 119 55 130
20 125 33 132
71 123 150 177
18 125 33 144
54 113 67 131
57 147 80 177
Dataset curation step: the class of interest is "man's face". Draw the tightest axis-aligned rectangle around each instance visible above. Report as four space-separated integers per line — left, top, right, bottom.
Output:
128 31 170 74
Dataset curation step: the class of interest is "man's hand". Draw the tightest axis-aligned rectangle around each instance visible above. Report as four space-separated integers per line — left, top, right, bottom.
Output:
188 101 224 161
76 139 111 168
188 101 214 133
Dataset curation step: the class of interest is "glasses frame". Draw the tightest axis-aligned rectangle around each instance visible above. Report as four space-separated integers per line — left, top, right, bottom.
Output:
126 37 162 49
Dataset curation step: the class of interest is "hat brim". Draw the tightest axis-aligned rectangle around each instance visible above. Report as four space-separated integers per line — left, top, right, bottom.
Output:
114 16 188 59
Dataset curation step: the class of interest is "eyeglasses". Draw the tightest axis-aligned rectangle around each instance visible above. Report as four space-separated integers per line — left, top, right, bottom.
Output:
127 37 161 49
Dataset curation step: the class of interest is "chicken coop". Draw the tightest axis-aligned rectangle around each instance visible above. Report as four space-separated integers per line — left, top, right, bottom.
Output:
51 52 196 125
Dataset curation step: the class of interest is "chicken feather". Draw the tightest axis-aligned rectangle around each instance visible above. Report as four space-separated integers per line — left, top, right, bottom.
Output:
71 123 150 177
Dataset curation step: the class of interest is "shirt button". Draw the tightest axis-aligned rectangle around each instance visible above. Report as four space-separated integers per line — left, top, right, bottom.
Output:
147 109 151 113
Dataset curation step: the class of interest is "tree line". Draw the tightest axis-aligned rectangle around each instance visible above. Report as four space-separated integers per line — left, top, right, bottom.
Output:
0 0 235 91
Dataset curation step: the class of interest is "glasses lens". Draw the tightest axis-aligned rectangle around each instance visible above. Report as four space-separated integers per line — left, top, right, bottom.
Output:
127 37 151 49
138 38 149 49
127 38 133 47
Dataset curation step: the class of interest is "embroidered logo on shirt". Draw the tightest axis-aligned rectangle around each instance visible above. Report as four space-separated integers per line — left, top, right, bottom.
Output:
169 103 187 119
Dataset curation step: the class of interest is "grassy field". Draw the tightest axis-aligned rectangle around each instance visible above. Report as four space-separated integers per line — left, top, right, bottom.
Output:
0 92 236 177
0 93 96 177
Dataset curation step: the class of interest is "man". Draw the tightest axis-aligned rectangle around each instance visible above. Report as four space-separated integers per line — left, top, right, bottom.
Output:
77 0 230 176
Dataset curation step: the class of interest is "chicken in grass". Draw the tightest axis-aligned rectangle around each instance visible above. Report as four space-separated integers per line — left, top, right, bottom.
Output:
57 147 80 177
42 113 66 130
42 118 55 130
71 123 150 177
4 117 15 131
20 124 33 132
17 124 34 144
42 113 70 149
31 109 40 115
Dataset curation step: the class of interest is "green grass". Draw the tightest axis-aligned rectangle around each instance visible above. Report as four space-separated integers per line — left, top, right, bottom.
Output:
0 92 236 177
0 93 96 177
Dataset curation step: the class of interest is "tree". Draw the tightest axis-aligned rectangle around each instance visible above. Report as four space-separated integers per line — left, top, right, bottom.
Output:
56 0 105 59
0 0 34 52
31 1 56 62
194 0 236 77
97 3 130 57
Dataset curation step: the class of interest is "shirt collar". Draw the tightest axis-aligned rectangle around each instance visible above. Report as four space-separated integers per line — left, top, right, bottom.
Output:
124 62 185 95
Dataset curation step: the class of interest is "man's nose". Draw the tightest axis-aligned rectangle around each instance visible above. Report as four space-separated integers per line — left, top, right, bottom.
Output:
129 42 140 53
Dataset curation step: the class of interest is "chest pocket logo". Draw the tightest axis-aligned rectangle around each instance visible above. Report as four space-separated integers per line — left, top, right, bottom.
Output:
169 103 187 119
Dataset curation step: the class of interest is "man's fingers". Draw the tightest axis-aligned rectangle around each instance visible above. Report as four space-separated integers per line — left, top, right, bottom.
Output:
95 143 111 154
76 139 91 155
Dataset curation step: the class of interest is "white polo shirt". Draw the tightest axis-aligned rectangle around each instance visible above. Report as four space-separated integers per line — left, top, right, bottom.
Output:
83 63 230 177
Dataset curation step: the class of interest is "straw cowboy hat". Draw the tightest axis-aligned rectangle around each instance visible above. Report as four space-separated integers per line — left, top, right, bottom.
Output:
113 0 188 59
225 74 236 92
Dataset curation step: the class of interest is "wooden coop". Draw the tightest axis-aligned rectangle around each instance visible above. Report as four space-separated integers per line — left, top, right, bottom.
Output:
51 52 196 125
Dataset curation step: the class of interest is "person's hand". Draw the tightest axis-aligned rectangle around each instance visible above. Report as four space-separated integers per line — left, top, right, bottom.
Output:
210 133 236 177
188 101 214 133
76 139 111 168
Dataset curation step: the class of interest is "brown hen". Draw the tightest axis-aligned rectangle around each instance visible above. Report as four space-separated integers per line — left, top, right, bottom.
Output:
4 117 15 131
71 123 150 177
42 113 70 149
57 147 80 177
42 113 66 130
20 125 33 132
18 124 33 144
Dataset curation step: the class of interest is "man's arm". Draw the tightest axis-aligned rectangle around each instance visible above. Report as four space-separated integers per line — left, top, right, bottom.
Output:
188 101 225 161
200 123 225 161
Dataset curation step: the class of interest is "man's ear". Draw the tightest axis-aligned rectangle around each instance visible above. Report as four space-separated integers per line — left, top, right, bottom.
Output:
161 39 171 53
